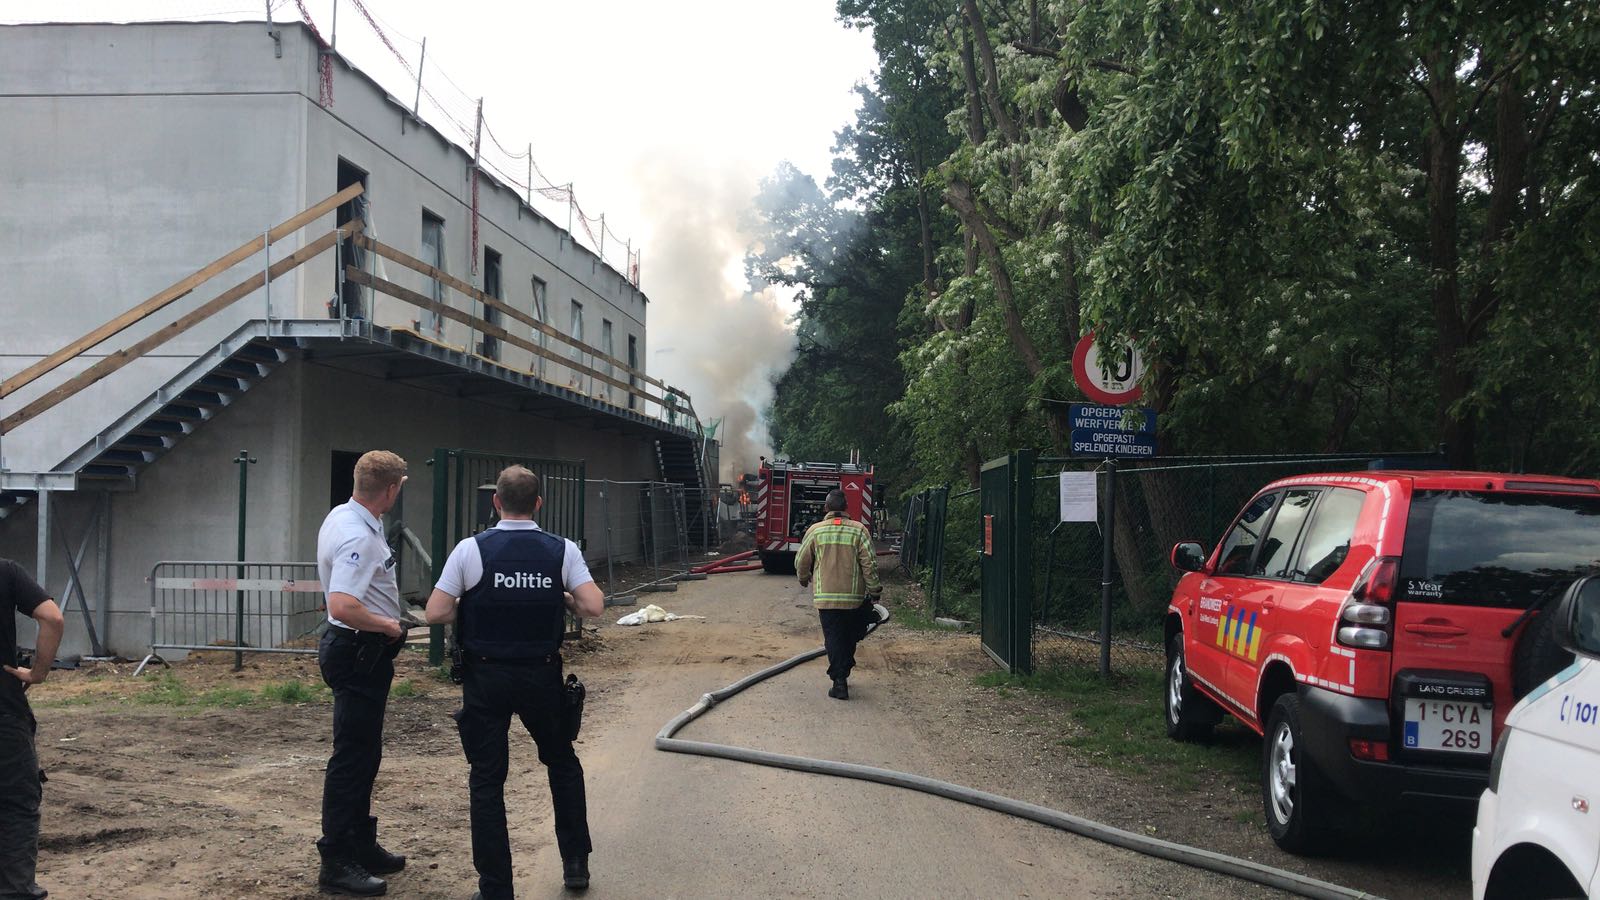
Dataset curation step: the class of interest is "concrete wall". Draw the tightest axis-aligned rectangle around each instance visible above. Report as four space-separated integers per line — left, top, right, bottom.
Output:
295 34 652 414
0 24 313 472
1 359 304 657
0 21 659 477
1 356 660 657
0 22 675 658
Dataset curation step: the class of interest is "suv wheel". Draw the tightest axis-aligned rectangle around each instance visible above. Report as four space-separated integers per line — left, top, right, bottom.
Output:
1512 578 1588 699
1165 633 1219 741
1263 693 1334 855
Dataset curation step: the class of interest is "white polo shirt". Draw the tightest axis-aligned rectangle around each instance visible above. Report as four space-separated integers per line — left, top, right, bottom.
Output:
317 498 402 629
434 519 594 597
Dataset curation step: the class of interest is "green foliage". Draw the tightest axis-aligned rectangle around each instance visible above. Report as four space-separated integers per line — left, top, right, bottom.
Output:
390 679 420 699
260 679 324 704
763 0 1600 495
974 667 1258 790
133 674 258 709
121 673 328 708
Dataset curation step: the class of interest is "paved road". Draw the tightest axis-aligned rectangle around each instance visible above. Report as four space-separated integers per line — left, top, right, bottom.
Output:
501 569 1279 900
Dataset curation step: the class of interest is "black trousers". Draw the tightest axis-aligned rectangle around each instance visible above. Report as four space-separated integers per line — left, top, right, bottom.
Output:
455 660 591 900
0 711 46 900
317 627 397 854
819 600 876 683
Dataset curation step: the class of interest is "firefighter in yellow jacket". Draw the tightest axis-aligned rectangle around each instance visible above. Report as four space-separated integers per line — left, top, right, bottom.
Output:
796 489 888 700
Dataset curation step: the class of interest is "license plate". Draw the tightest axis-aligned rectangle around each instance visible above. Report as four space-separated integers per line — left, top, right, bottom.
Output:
1403 698 1491 754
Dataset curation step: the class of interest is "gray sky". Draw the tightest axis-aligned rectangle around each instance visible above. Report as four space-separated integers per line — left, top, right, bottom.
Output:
6 0 880 472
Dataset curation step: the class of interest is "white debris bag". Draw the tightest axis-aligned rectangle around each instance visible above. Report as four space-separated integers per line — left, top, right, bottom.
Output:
615 604 704 626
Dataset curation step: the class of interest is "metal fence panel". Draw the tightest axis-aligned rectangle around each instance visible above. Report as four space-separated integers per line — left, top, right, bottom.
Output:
980 450 1033 673
587 480 693 603
136 560 324 674
911 452 1439 676
429 448 588 663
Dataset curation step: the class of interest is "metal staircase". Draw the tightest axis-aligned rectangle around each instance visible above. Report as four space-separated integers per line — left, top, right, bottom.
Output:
54 323 292 487
656 435 713 549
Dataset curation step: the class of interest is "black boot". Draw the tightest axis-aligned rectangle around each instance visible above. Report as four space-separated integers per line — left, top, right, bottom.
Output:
563 854 590 890
828 680 849 700
318 855 387 896
353 816 406 875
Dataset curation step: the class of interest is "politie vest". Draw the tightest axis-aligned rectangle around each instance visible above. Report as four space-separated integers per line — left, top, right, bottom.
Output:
459 527 567 659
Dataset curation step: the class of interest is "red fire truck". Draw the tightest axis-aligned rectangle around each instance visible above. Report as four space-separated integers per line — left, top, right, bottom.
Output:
754 460 876 573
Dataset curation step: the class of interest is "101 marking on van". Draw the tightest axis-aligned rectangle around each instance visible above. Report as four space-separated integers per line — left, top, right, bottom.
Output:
1559 694 1600 725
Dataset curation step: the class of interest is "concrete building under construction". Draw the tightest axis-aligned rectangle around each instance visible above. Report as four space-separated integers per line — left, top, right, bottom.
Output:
0 21 716 659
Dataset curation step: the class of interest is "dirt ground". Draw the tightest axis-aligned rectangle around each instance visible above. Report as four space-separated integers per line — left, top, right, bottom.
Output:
24 562 1470 899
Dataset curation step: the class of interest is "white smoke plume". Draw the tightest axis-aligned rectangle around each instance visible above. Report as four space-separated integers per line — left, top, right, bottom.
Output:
628 153 797 483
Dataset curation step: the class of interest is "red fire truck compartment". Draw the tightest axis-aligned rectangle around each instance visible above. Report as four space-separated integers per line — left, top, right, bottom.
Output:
754 461 875 574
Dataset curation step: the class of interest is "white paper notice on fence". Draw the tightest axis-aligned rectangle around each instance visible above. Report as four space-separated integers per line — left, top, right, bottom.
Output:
1059 471 1098 523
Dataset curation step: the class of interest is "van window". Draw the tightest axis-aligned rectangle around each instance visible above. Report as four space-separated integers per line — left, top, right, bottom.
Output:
1292 487 1365 584
1399 491 1600 608
1216 493 1278 576
1256 489 1317 578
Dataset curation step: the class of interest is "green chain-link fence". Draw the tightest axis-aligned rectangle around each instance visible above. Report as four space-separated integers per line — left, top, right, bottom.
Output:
905 452 1442 674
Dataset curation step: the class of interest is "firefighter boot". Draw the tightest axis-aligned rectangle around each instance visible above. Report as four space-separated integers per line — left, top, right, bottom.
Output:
563 854 591 890
829 680 849 700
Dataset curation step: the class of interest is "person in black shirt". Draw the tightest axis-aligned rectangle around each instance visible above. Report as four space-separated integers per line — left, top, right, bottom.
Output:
1 558 64 900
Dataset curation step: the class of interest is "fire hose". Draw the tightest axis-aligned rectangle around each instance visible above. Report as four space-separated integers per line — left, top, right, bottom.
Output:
654 619 1382 900
692 550 756 573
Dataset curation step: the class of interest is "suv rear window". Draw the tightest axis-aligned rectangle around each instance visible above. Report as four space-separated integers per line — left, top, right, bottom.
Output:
1399 490 1600 608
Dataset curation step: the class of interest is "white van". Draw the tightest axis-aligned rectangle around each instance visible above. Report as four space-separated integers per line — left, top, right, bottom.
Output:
1473 576 1600 900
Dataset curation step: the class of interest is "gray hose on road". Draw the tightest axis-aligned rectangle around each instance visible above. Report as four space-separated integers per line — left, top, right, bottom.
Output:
654 633 1383 900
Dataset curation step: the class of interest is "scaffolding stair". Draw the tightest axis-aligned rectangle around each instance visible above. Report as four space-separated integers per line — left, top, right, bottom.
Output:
54 324 291 487
656 435 712 548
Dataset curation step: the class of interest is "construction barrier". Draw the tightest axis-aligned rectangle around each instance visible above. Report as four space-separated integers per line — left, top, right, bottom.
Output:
134 560 325 675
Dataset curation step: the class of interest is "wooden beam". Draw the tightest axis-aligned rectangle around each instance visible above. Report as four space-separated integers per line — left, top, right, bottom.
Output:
355 234 683 401
1 183 365 400
345 266 685 416
0 224 360 435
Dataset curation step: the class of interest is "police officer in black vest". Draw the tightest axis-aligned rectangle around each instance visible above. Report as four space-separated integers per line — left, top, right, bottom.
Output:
427 465 603 897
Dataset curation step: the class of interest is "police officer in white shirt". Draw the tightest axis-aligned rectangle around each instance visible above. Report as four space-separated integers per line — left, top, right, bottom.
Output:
315 450 410 896
427 465 604 897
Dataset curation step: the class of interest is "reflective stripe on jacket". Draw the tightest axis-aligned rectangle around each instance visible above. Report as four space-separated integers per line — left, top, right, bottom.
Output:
795 516 881 609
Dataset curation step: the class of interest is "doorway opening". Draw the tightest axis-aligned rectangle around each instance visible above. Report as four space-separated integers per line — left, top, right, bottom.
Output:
335 160 368 319
330 450 362 508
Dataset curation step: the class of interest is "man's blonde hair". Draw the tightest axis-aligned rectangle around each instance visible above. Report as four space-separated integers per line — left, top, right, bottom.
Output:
495 465 542 516
353 450 407 498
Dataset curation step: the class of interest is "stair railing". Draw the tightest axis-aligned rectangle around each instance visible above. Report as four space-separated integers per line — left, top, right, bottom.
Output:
343 242 696 422
0 184 367 436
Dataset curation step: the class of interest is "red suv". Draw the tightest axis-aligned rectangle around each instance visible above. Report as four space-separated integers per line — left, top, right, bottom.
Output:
1164 470 1600 853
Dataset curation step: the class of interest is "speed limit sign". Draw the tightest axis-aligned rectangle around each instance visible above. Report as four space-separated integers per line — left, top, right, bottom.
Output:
1072 332 1146 405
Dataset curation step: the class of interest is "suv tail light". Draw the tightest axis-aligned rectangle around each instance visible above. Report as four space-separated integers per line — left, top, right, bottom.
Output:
1338 556 1399 650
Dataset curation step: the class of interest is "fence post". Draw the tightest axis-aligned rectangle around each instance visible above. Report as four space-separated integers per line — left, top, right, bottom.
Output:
648 484 660 580
233 450 256 672
930 487 948 619
1100 458 1117 678
428 448 450 666
602 483 614 595
675 486 689 571
1014 450 1035 676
